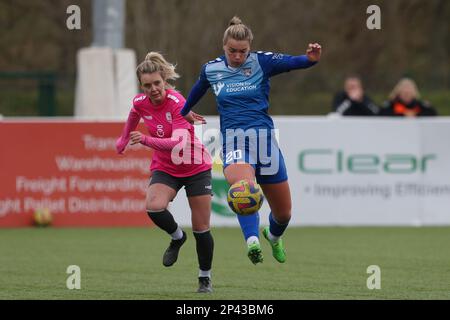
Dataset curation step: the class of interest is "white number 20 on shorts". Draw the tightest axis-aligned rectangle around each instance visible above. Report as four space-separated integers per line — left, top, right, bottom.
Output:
225 150 243 164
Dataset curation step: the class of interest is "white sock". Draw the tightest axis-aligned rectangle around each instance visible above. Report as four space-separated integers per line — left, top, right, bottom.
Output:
199 269 211 278
170 227 183 240
268 231 280 242
246 236 259 246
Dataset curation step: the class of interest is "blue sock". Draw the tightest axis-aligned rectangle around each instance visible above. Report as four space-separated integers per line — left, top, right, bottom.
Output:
269 212 289 237
237 212 260 240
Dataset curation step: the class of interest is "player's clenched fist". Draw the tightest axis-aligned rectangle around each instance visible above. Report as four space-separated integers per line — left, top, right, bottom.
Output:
130 131 143 145
306 43 322 62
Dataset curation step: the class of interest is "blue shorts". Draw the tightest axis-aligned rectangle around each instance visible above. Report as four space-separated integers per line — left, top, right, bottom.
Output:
221 132 288 184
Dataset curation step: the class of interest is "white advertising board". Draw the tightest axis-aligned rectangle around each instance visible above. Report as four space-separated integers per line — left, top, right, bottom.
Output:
170 117 450 226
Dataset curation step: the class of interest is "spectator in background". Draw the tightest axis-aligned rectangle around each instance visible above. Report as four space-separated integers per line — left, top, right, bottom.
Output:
332 76 379 116
379 78 437 117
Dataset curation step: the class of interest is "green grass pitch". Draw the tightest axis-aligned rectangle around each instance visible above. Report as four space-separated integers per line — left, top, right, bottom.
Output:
1 227 449 300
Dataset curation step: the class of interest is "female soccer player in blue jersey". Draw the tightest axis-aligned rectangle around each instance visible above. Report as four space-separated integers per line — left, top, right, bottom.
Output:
181 16 321 265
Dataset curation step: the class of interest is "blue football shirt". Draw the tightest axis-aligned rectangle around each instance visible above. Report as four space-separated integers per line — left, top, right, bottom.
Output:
181 51 317 137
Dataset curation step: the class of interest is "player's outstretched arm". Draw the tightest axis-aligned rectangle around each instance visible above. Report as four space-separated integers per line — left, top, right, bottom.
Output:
259 44 322 77
129 130 188 152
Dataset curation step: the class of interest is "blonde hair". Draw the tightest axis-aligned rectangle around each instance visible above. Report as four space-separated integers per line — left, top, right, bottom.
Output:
136 52 180 88
222 16 253 45
389 78 420 100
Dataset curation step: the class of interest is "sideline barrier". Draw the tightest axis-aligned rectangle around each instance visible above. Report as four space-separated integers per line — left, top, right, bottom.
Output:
0 119 152 227
1 117 450 227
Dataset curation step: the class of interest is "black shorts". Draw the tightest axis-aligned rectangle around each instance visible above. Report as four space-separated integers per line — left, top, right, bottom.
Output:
149 169 213 197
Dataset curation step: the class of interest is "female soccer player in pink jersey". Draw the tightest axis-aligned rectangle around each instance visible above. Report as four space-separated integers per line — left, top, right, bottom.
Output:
116 52 213 293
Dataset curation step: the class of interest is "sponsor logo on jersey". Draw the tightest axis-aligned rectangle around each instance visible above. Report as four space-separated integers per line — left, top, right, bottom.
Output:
212 82 225 96
143 115 153 120
224 81 257 93
156 124 164 137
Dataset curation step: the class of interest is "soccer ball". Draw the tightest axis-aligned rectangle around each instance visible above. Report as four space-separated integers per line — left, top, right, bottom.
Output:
227 180 264 215
33 208 53 227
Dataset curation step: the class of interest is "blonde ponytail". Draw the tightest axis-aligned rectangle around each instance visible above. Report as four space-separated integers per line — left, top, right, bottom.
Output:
136 52 180 88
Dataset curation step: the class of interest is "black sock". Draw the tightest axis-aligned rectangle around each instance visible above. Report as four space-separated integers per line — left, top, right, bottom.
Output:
193 230 214 271
147 209 178 235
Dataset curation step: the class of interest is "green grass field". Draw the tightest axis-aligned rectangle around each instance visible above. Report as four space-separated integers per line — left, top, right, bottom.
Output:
1 227 449 300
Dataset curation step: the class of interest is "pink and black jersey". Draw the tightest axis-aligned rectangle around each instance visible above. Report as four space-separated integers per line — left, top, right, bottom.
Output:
116 89 212 177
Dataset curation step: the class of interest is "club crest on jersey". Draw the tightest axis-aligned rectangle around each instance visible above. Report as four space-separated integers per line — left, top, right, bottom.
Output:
165 112 172 123
242 68 252 77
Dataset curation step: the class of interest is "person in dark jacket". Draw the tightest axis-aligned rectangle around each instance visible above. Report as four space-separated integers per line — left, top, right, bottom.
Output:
379 78 437 117
332 76 379 116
